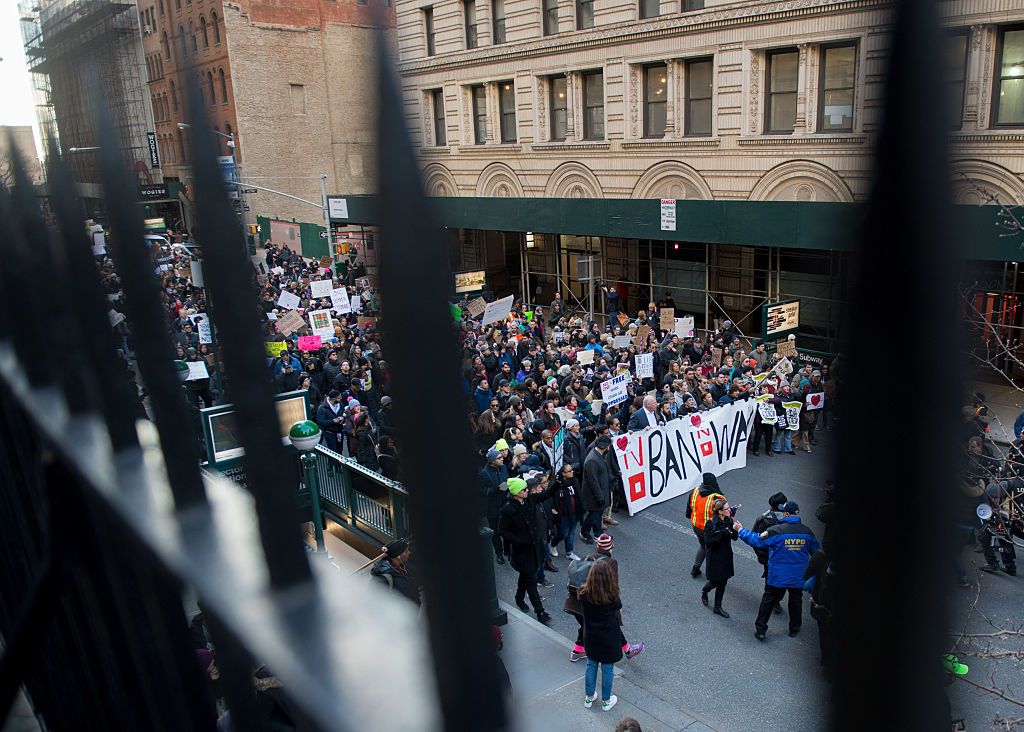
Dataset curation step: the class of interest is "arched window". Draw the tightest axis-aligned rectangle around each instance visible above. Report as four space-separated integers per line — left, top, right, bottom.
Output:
177 25 186 56
211 12 220 44
170 80 178 111
189 21 197 54
177 128 186 162
162 31 170 60
200 16 209 48
219 68 227 104
207 71 216 106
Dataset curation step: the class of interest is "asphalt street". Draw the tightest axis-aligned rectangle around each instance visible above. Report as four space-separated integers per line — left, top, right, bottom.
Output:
495 427 1021 731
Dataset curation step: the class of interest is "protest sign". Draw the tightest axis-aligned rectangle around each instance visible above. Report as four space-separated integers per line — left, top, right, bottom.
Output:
482 294 514 325
617 313 630 326
752 372 768 386
613 335 630 349
755 394 777 423
190 260 204 288
265 341 287 357
613 400 757 515
675 316 695 338
805 392 824 411
782 400 802 430
108 310 125 328
773 356 794 378
298 335 322 351
308 309 335 339
277 290 301 310
186 361 209 381
357 316 376 330
350 295 362 314
712 347 723 366
271 266 285 275
330 287 351 314
275 310 305 336
356 276 375 289
660 308 675 331
554 331 565 343
319 256 333 271
634 325 650 349
311 279 334 299
600 373 630 407
197 319 213 344
616 363 631 377
776 338 797 359
551 426 565 473
466 297 487 318
635 352 654 379
577 349 595 365
266 310 277 320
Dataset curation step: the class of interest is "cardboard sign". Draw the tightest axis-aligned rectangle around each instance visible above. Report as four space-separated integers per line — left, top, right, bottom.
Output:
577 349 595 365
617 313 629 326
805 392 824 411
319 256 334 271
635 352 654 379
276 310 305 336
660 308 675 331
357 316 376 330
634 324 651 350
330 287 351 314
776 339 797 359
311 279 334 299
308 309 335 339
277 290 301 310
466 297 487 318
186 361 209 381
613 335 630 349
356 276 376 289
712 347 723 367
298 335 322 351
482 294 514 325
265 341 288 357
675 316 695 338
600 372 630 407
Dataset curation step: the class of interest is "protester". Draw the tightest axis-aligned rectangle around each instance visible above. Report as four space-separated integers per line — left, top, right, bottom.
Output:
701 498 740 618
498 477 555 624
579 559 624 712
579 435 613 544
370 539 420 605
685 473 726 579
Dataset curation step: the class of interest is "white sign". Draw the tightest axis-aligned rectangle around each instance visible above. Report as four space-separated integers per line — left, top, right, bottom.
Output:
782 400 802 430
805 392 824 411
308 309 335 339
481 294 514 325
190 260 204 288
108 309 125 328
764 300 800 338
267 311 278 321
350 294 362 314
600 373 630 407
577 348 595 365
328 198 349 219
613 400 758 515
660 199 677 232
310 279 333 299
613 335 630 349
197 318 213 344
675 316 695 338
186 361 210 381
635 352 654 379
277 290 301 310
330 287 351 314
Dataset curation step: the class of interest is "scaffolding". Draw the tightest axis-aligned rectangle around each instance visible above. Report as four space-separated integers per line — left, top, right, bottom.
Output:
20 0 154 190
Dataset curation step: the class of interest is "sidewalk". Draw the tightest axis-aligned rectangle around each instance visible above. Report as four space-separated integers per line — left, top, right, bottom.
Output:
500 601 720 732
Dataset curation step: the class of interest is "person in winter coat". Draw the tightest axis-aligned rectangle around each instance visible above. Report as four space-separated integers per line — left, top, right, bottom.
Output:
579 559 624 712
739 500 820 641
526 471 558 587
549 463 582 562
315 391 346 452
370 539 420 605
579 436 613 544
804 549 836 680
352 412 380 472
701 499 740 618
498 477 556 624
685 473 726 578
563 419 587 473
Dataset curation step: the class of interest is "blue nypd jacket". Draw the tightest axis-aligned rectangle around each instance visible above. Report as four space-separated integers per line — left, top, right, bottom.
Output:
739 516 820 588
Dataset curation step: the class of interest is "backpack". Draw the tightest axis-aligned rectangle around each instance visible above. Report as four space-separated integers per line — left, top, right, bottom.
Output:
567 554 607 592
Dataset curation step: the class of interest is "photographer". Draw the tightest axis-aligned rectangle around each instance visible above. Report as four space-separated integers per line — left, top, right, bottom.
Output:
701 499 740 618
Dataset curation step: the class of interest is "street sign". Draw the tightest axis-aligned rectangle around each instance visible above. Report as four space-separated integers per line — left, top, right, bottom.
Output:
242 188 258 194
319 231 328 239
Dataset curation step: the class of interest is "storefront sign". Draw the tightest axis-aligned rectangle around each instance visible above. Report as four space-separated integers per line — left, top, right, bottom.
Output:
762 299 800 340
328 198 349 219
147 131 160 168
139 184 168 201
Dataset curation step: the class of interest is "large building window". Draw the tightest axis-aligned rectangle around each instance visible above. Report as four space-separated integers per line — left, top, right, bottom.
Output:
201 17 209 48
550 75 567 141
162 31 170 60
576 0 593 30
643 63 667 138
685 57 713 136
499 81 516 142
207 71 216 107
543 0 558 36
424 7 436 56
766 48 798 134
583 70 604 139
640 0 658 20
432 89 446 146
943 31 968 130
492 0 506 44
211 11 220 44
219 68 228 104
682 0 703 8
170 80 179 111
465 0 478 49
818 43 856 132
472 85 487 144
995 26 1024 126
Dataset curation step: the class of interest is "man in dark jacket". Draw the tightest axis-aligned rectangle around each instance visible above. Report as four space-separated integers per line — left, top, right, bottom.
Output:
563 419 587 473
480 448 509 564
375 395 396 439
498 477 555 623
579 436 612 543
315 390 346 452
370 539 420 605
739 501 820 641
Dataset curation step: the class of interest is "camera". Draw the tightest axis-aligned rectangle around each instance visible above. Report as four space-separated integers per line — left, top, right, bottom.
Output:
729 504 741 517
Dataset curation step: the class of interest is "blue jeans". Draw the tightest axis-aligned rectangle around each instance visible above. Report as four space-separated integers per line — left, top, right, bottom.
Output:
585 659 615 701
551 515 577 554
773 428 793 453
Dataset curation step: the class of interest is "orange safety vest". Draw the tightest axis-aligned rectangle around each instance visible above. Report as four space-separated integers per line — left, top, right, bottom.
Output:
689 489 724 531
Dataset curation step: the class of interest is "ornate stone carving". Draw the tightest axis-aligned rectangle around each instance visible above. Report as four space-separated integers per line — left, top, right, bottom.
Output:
630 66 639 138
749 54 760 135
537 77 547 141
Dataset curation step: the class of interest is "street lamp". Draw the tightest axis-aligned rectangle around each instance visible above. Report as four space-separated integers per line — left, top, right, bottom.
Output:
289 419 326 553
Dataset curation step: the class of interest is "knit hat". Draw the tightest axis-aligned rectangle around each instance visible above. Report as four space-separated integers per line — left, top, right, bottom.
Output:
494 438 510 452
565 418 580 430
596 534 614 551
383 539 409 558
486 448 502 463
507 477 527 496
702 472 719 490
513 444 528 457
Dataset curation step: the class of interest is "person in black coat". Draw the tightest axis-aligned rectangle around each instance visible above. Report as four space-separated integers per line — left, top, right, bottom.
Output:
701 498 739 617
498 477 556 623
579 436 612 543
578 559 624 711
352 413 380 472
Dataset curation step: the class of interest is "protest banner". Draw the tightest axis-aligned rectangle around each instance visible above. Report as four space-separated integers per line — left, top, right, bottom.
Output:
675 316 695 338
277 290 301 310
577 349 595 365
197 319 213 344
265 341 287 357
600 373 630 407
613 335 630 349
613 400 758 515
635 352 654 379
298 335 322 351
330 287 351 314
308 309 335 339
660 308 675 331
319 256 333 271
782 401 802 430
805 392 824 411
482 294 514 325
186 361 209 381
634 324 650 349
310 279 333 299
275 310 305 336
466 297 486 318
776 338 797 359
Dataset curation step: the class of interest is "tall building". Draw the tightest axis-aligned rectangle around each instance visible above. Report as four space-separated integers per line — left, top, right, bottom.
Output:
376 0 1024 351
139 0 393 248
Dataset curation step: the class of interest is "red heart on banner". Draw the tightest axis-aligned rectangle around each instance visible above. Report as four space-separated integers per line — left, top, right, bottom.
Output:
810 394 821 406
616 436 629 452
690 415 701 427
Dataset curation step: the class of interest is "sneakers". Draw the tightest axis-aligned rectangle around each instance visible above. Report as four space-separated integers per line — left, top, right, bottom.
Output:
570 648 587 663
624 642 645 659
583 694 596 709
567 552 582 561
539 579 555 588
579 532 595 545
549 545 559 558
755 631 766 641
537 611 552 624
980 564 1000 573
602 695 618 712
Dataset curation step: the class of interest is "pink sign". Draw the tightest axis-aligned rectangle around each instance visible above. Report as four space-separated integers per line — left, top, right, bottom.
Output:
298 335 322 351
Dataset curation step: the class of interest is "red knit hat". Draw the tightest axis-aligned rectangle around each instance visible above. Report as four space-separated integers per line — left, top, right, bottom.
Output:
596 534 614 551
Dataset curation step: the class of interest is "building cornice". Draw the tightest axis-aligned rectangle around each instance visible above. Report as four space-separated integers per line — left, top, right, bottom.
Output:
532 141 613 152
737 134 868 146
949 133 1024 144
397 0 892 75
621 138 721 149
